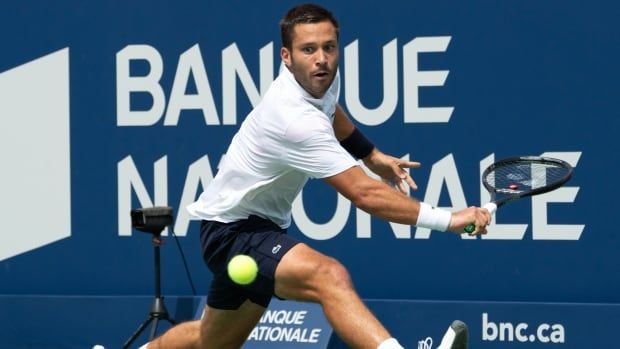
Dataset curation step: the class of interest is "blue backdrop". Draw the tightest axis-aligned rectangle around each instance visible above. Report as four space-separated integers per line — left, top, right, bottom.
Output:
0 0 618 348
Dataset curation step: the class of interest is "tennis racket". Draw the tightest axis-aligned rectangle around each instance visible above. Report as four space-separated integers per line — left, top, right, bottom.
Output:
464 156 573 234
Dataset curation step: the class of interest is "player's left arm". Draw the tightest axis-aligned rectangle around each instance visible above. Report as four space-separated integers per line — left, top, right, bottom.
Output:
333 104 420 192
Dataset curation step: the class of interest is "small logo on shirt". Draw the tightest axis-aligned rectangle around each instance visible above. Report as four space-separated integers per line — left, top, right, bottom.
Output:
418 337 433 349
272 244 282 254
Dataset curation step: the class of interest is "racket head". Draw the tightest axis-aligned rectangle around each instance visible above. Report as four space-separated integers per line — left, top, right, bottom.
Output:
482 156 573 206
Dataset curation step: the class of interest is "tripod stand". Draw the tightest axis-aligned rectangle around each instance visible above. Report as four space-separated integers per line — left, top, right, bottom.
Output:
123 207 178 349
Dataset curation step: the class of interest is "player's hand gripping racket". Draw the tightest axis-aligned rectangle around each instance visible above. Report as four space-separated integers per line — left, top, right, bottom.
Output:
464 156 573 234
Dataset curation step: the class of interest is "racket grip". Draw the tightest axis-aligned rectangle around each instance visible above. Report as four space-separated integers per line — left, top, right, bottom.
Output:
483 202 497 214
463 202 498 234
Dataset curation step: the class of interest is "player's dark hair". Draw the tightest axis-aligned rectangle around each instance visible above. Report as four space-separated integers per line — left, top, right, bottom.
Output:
280 3 339 50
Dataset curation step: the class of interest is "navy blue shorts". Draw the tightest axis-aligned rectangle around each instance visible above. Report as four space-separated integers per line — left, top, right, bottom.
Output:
200 215 300 310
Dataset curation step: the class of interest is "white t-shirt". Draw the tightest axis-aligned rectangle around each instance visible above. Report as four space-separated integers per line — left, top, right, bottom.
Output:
187 66 358 228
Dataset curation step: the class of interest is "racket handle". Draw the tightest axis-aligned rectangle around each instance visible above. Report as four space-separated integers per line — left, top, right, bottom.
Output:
463 202 498 234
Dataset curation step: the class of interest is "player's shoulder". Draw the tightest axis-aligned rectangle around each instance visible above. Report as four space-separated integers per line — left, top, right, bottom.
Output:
283 109 333 144
261 81 323 119
264 80 311 112
254 74 332 142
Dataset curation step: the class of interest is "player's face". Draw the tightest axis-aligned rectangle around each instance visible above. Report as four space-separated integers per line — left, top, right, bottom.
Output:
281 21 339 98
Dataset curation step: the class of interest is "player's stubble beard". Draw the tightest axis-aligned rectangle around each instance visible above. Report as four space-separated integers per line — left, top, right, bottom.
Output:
288 56 338 99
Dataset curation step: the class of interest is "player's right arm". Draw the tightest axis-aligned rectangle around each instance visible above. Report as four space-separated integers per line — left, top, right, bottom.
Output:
333 104 420 193
324 166 491 235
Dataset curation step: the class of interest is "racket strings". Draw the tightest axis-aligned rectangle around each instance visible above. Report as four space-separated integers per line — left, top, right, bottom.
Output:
486 163 570 192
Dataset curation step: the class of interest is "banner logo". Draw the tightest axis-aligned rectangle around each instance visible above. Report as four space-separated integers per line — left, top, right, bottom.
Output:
0 48 71 261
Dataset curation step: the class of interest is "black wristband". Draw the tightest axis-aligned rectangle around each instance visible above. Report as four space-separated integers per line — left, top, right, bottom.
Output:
339 128 375 159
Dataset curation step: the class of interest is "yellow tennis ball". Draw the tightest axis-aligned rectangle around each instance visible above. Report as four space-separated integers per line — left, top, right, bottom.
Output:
227 254 258 285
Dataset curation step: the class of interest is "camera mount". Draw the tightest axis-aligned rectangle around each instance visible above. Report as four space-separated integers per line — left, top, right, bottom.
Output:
123 206 177 349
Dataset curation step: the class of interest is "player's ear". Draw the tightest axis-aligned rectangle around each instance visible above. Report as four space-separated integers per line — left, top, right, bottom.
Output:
281 47 292 68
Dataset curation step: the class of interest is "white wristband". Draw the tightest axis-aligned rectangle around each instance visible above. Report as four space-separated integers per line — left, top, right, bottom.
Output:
416 202 452 232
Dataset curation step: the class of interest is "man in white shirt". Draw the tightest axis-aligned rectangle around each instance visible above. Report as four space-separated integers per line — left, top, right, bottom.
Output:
144 4 490 349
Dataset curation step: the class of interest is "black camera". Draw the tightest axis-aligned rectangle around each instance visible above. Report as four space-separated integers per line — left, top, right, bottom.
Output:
130 206 174 235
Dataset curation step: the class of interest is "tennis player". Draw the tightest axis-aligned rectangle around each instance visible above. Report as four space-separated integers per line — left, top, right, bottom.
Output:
141 3 490 349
